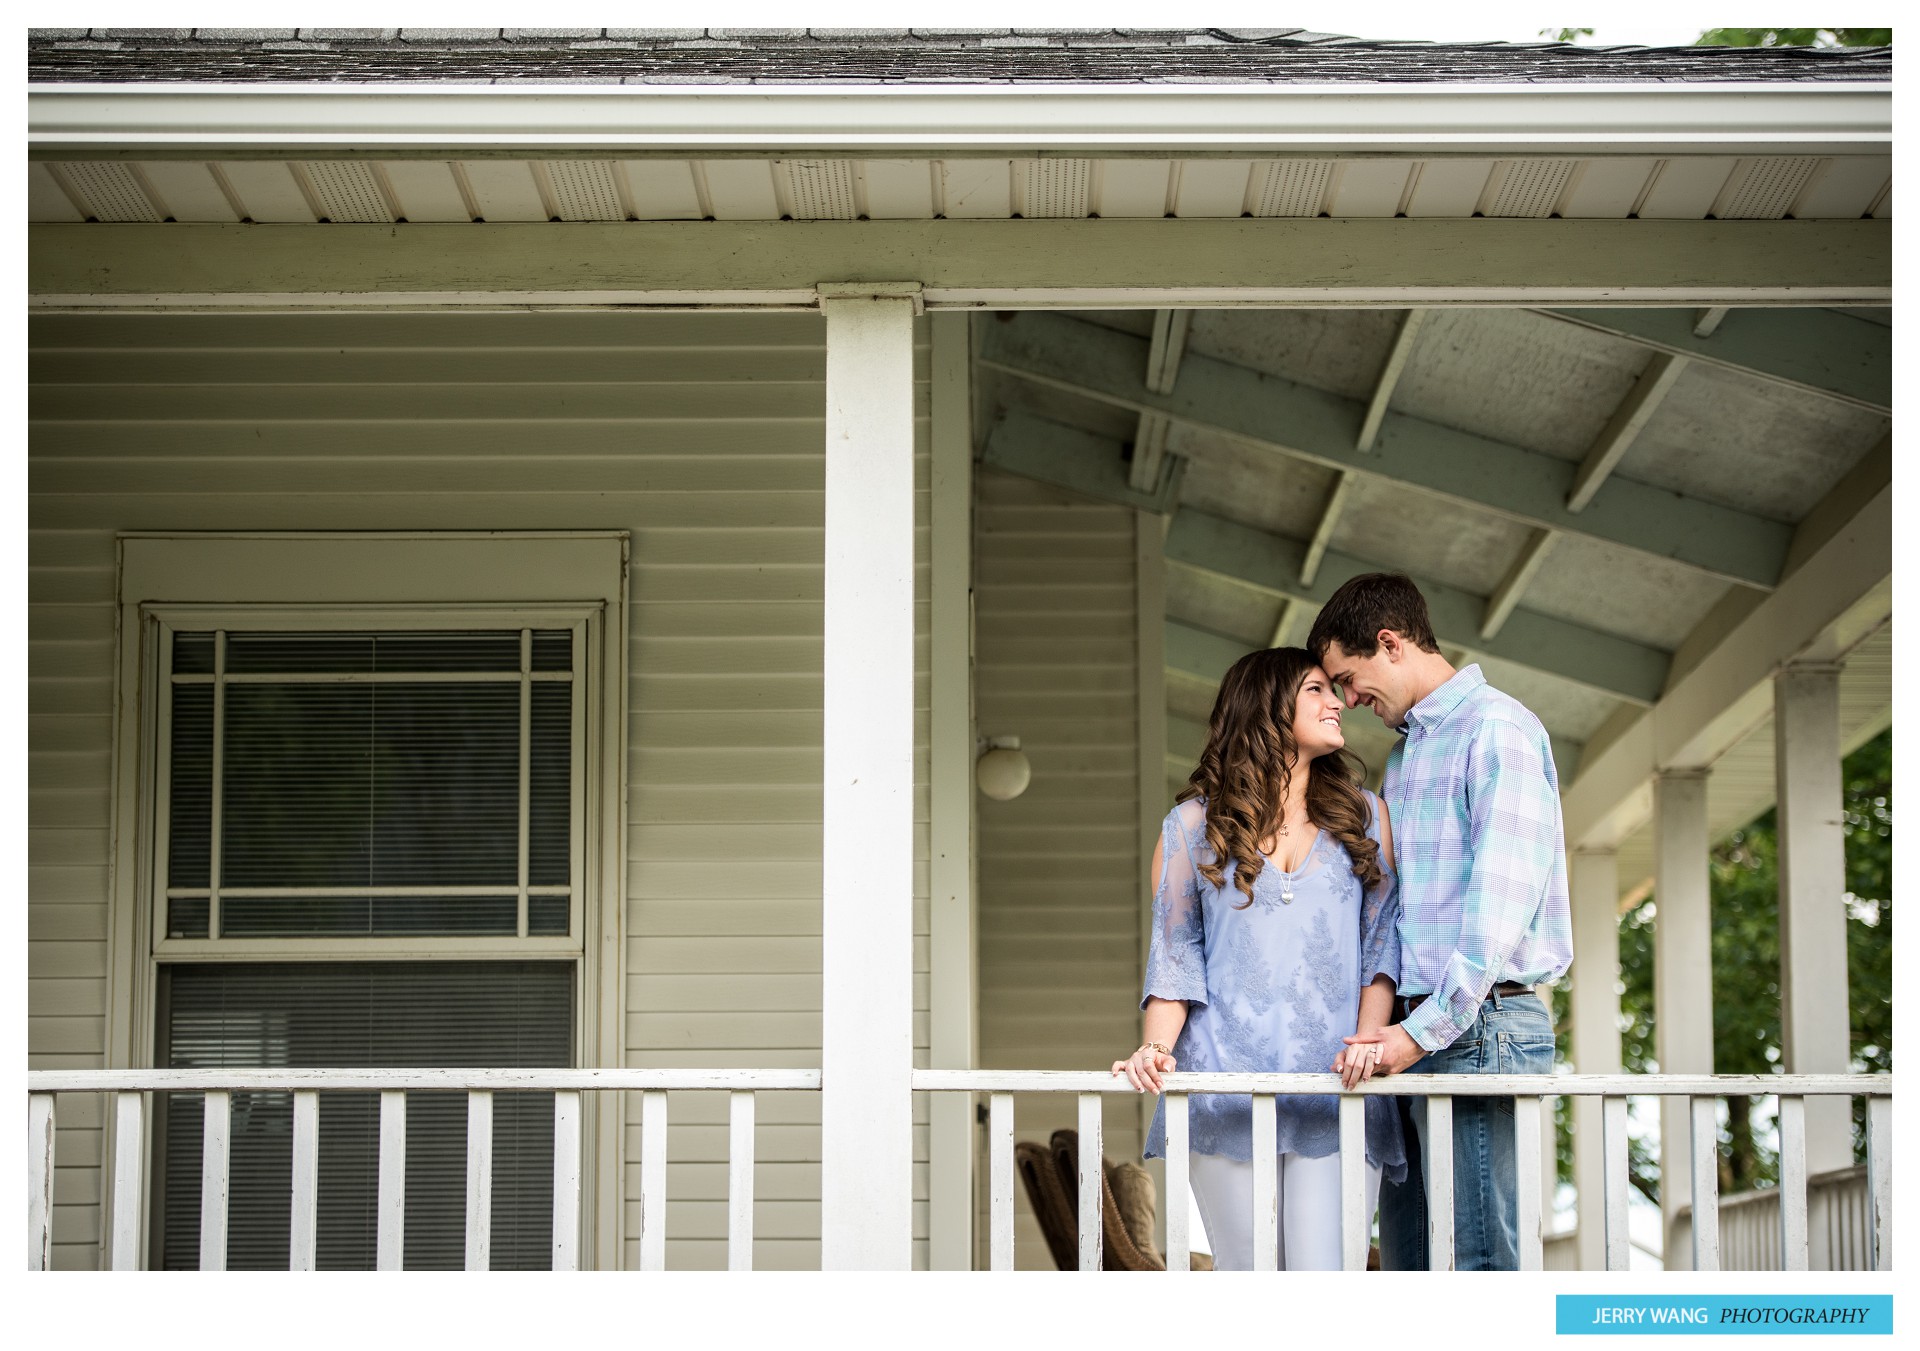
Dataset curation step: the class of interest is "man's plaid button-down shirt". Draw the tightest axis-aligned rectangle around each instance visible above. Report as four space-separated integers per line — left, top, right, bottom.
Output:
1381 664 1573 1052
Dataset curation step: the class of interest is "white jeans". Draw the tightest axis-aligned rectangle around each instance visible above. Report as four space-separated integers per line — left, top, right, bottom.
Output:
1189 1151 1384 1271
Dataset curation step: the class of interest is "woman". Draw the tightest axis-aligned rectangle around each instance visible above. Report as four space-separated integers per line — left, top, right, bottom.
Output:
1112 646 1404 1270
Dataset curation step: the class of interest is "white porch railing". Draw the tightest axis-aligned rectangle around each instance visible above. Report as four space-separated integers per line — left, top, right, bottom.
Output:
23 1068 820 1272
912 1071 1894 1273
27 1068 1892 1271
1674 1165 1878 1271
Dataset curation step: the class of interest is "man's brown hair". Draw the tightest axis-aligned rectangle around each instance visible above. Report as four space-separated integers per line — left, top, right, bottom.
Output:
1305 572 1442 660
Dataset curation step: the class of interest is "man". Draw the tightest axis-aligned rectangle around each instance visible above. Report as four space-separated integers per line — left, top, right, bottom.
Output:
1308 572 1571 1271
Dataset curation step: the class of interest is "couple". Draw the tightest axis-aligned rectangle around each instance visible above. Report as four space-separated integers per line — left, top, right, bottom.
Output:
1111 572 1572 1271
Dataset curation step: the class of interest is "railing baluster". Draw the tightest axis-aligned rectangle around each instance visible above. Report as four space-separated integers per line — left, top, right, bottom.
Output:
1515 1094 1543 1271
1251 1092 1278 1270
199 1090 231 1271
1866 1095 1891 1271
1426 1095 1454 1270
638 1090 668 1271
1077 1093 1103 1271
989 1092 1014 1271
1339 1093 1368 1271
28 1093 56 1271
1689 1095 1720 1271
376 1090 407 1270
1777 1094 1808 1271
727 1090 755 1271
289 1090 319 1271
464 1090 493 1271
1602 1094 1630 1271
1164 1092 1189 1273
551 1090 581 1272
110 1091 144 1271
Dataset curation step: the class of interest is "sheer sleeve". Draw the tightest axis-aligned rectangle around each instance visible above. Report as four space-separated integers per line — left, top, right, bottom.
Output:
1358 790 1402 989
1141 799 1209 1011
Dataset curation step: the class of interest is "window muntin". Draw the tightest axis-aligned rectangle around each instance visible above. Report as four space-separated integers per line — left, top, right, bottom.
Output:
155 621 585 950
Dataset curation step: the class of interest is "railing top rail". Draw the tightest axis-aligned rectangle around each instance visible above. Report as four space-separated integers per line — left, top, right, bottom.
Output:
25 1067 822 1093
910 1070 1893 1096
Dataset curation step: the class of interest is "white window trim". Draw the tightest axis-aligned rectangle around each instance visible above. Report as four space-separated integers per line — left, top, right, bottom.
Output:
108 531 629 1270
147 603 593 960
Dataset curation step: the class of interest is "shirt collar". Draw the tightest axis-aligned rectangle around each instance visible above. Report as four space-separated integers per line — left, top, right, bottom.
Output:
1401 663 1484 732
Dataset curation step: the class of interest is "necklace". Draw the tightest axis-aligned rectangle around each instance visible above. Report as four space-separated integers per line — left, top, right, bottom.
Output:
1260 807 1314 903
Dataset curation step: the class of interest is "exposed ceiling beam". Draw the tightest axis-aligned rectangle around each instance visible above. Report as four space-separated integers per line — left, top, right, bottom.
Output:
1565 351 1689 513
1268 597 1299 649
1563 474 1890 849
1300 472 1354 587
1145 309 1192 396
976 310 1791 588
981 407 1670 702
1128 412 1172 494
1166 508 1668 704
1356 308 1428 453
1481 528 1557 640
1130 309 1192 494
1537 306 1891 413
1692 307 1730 338
30 219 1891 310
981 408 1185 514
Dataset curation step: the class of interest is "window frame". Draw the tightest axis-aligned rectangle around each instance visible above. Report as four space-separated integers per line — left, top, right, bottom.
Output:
109 532 629 1270
147 604 592 961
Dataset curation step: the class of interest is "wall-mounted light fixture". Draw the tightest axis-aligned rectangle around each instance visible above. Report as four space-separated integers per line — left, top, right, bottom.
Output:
975 735 1031 801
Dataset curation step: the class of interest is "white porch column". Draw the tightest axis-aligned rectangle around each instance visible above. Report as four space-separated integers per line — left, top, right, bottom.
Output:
819 284 921 1269
1570 848 1622 1271
1653 770 1713 1270
1774 664 1853 1182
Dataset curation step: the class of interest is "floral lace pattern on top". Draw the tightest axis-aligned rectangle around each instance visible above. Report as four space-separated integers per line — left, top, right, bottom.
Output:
1142 795 1406 1179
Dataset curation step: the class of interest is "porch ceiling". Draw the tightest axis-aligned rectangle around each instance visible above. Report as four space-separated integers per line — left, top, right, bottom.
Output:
970 303 1890 869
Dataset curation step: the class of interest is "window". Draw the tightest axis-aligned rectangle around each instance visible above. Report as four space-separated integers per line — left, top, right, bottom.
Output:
115 532 628 1270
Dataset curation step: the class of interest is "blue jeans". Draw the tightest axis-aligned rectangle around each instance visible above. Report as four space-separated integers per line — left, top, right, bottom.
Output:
1378 989 1555 1271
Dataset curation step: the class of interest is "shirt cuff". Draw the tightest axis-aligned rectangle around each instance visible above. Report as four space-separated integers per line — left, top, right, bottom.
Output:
1399 997 1462 1052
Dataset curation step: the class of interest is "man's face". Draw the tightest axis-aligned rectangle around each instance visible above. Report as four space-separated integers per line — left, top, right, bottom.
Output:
1320 637 1410 730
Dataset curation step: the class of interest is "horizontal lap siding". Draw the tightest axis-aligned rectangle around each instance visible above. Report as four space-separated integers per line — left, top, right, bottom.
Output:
972 470 1146 1269
27 310 932 1270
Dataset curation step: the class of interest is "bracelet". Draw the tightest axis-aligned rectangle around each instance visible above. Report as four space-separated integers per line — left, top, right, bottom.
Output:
1140 1041 1171 1057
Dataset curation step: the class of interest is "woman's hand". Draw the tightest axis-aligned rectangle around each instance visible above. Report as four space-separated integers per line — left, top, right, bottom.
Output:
1112 1044 1177 1094
1333 1033 1383 1090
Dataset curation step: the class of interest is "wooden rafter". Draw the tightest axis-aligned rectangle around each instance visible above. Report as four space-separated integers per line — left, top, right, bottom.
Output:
976 310 1793 589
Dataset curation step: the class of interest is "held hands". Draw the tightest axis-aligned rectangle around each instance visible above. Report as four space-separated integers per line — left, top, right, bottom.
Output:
1334 1024 1423 1085
1112 1044 1177 1095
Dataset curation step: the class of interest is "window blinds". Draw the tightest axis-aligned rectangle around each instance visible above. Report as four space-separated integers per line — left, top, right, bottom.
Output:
163 630 573 939
155 961 573 1270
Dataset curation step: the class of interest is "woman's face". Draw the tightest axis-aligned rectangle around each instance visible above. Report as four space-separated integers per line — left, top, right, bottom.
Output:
1289 665 1346 761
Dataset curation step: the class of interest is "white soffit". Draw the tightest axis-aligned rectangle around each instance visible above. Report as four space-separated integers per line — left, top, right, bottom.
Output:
28 153 1894 223
26 81 1893 157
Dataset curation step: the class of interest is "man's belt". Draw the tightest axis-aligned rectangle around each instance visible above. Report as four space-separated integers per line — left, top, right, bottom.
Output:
1394 981 1533 1022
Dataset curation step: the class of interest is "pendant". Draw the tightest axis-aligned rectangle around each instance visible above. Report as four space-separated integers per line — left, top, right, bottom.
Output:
1280 886 1294 905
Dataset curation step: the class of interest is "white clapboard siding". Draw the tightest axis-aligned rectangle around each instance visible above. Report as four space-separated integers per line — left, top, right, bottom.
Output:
972 469 1144 1269
28 308 933 1270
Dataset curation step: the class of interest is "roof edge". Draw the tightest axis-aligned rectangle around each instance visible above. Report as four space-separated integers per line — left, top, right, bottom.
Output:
27 81 1895 158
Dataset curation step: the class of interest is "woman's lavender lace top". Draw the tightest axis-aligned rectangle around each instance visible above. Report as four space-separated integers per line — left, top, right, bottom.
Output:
1141 794 1406 1180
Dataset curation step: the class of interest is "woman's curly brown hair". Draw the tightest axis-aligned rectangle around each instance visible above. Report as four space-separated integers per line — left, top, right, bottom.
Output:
1177 646 1383 909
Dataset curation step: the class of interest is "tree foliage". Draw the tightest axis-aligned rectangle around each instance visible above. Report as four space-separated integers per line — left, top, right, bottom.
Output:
1696 29 1891 48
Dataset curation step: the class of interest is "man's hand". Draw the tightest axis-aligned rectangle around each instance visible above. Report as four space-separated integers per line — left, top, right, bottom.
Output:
1342 1023 1423 1076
